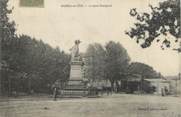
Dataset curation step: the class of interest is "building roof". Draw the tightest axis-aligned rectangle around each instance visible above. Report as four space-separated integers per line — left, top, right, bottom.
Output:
144 78 170 83
165 75 180 80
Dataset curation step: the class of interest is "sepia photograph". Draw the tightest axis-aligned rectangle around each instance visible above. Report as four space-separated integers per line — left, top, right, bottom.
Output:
0 0 181 117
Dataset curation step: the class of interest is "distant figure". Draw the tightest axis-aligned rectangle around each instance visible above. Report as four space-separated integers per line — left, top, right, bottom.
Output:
53 87 58 101
70 40 81 62
161 88 165 96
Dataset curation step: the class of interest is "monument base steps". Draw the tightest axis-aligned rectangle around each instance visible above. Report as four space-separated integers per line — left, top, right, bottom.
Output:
59 80 88 98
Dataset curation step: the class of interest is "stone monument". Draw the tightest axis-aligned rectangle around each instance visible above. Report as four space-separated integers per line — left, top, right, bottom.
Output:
69 40 83 80
60 40 88 97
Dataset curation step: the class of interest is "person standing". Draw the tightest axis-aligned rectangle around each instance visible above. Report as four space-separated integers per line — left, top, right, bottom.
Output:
53 87 58 101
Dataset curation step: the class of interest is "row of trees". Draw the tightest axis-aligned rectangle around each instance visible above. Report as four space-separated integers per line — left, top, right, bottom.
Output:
84 42 161 91
2 35 70 95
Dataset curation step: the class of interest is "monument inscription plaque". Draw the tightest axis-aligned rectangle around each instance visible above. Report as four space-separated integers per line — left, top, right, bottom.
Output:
70 61 83 80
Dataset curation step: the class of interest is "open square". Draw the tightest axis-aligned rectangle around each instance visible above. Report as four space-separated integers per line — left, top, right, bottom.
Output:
0 94 181 117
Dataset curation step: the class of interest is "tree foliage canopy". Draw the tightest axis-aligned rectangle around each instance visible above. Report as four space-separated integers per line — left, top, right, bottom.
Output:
85 43 106 82
85 41 131 89
0 0 16 41
128 62 161 78
2 34 70 94
126 0 180 49
84 41 162 91
105 41 130 82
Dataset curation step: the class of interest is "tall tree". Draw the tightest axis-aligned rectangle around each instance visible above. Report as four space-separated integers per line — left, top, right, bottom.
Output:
0 0 16 95
85 43 106 82
105 41 130 90
126 0 180 50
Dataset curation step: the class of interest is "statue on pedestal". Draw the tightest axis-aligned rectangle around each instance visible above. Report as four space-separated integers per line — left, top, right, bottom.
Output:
59 40 91 97
69 40 83 81
70 40 81 62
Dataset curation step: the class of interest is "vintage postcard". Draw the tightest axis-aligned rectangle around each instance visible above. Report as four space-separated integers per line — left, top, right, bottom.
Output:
0 0 180 117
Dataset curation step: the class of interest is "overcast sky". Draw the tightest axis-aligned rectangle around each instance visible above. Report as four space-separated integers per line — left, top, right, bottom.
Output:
9 0 180 76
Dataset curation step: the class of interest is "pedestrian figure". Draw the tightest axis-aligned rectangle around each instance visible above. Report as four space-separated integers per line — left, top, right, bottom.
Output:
53 87 58 101
161 88 165 96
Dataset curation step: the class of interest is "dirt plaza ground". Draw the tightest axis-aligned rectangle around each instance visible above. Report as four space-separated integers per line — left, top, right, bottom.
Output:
0 94 181 117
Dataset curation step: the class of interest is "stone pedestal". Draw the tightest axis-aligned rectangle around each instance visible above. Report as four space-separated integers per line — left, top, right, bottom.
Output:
69 61 83 80
60 60 88 97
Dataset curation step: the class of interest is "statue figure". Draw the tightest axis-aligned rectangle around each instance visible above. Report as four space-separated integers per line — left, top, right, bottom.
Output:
70 40 81 62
